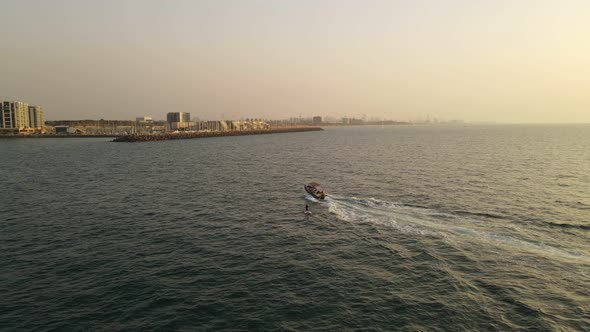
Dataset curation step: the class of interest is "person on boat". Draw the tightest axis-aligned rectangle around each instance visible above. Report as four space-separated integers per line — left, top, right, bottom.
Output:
305 204 309 212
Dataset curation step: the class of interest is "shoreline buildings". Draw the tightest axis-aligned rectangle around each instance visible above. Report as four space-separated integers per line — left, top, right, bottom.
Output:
1 101 45 133
166 112 271 132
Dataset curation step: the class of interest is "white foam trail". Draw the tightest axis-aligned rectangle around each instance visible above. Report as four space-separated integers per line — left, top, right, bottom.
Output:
326 195 429 236
320 195 589 262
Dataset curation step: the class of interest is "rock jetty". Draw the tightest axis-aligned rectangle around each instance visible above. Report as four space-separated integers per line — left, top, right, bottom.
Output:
112 127 322 142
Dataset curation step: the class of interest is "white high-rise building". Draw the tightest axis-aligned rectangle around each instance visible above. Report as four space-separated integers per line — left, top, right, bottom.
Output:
1 101 30 129
28 106 45 129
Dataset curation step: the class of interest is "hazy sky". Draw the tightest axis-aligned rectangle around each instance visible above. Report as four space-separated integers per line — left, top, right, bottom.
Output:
1 0 589 122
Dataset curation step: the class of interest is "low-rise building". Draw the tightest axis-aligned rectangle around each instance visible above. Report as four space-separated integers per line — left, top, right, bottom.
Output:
55 126 83 134
55 126 69 134
136 116 153 123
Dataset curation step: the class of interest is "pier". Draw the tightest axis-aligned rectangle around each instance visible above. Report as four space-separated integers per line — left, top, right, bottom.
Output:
112 127 323 142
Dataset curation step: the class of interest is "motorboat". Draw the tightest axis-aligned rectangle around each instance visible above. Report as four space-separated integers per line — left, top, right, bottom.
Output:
304 182 326 200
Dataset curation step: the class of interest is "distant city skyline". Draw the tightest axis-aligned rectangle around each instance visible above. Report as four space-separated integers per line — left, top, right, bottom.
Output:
1 0 589 123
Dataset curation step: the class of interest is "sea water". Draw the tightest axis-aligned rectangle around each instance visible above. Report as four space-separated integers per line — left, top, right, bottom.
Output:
1 125 589 331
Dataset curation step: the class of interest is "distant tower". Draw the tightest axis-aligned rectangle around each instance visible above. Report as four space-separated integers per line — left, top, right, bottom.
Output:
166 112 191 130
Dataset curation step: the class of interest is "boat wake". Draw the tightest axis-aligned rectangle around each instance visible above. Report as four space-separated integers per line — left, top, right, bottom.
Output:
305 194 589 262
324 195 470 236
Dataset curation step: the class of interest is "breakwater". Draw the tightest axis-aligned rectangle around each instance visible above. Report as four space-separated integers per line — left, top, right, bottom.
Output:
0 134 118 139
112 127 322 142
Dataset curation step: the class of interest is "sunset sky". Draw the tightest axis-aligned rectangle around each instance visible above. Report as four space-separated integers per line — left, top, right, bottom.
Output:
1 0 589 122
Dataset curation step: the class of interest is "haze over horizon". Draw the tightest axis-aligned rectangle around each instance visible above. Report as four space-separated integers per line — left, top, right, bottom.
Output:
1 0 589 123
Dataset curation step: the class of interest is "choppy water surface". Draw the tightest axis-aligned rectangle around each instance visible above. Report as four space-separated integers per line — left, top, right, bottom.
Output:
1 125 589 331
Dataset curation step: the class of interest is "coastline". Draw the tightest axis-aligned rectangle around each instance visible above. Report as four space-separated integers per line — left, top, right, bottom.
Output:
0 127 323 141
